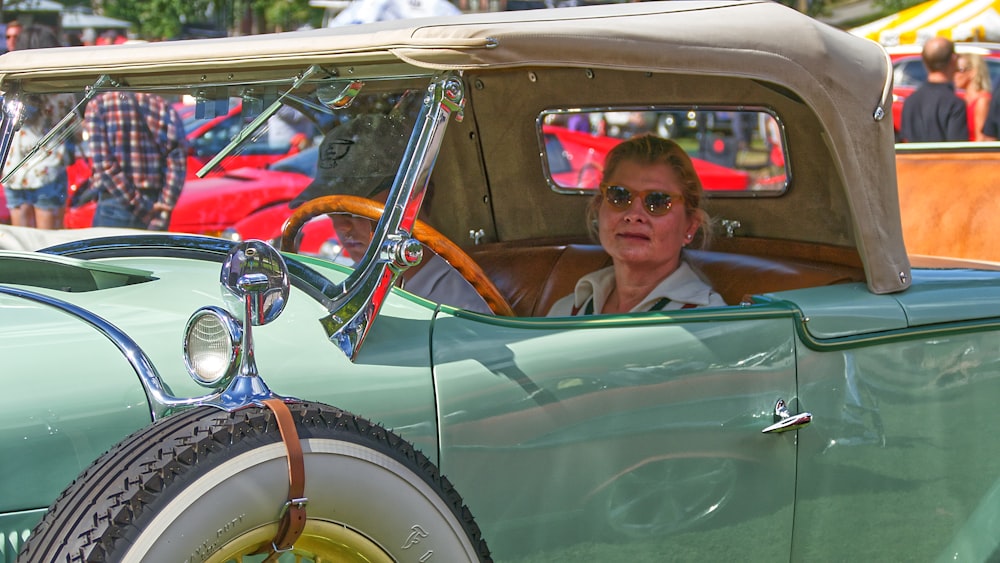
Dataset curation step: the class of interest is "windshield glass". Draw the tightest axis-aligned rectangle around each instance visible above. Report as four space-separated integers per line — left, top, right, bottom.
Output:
0 71 431 250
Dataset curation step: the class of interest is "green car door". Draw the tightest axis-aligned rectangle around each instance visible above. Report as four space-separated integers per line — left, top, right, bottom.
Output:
431 305 801 561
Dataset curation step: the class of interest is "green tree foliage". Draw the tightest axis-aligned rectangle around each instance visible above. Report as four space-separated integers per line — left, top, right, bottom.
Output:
774 0 924 25
257 0 322 32
773 0 829 18
98 0 320 40
103 0 209 39
873 0 926 13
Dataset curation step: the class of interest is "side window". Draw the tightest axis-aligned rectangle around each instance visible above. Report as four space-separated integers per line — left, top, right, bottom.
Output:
538 108 788 195
894 59 927 89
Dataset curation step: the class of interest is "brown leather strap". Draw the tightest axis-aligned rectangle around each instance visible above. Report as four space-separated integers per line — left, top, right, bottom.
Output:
255 398 307 560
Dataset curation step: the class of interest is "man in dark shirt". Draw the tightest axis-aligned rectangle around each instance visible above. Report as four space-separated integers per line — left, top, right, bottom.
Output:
900 37 969 142
982 82 1000 140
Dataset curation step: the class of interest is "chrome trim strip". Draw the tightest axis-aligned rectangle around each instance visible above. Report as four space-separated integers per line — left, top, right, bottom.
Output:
41 233 237 257
0 282 281 418
42 234 340 308
875 46 892 122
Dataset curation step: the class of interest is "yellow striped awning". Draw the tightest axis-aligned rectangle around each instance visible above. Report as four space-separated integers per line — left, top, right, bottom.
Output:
850 0 1000 46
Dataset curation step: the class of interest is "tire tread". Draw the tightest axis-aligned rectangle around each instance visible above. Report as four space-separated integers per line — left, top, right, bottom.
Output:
17 402 492 563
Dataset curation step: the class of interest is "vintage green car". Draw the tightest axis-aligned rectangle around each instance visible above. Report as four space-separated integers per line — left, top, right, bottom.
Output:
3 1 1000 561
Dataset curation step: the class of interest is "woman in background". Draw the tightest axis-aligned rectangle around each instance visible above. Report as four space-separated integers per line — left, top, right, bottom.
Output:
955 53 993 141
1 24 76 229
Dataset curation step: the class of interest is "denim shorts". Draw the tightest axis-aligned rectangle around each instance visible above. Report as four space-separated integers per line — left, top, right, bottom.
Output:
3 171 68 211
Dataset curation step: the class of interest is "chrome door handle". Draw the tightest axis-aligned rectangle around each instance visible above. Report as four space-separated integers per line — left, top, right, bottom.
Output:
762 398 812 434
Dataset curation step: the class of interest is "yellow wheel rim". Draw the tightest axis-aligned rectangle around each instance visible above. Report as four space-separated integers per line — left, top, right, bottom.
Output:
204 520 395 563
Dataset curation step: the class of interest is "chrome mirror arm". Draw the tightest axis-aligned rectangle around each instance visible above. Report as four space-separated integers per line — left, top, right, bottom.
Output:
319 72 465 361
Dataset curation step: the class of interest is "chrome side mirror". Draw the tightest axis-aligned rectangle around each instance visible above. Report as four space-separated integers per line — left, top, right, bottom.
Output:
221 240 290 326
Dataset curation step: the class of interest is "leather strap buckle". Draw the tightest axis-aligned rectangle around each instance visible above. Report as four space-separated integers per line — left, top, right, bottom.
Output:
279 497 309 519
253 398 307 560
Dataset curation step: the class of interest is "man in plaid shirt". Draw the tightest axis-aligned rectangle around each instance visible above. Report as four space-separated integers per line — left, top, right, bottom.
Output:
85 92 187 230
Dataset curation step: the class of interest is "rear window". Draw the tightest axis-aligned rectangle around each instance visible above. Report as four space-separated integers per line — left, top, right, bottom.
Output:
538 108 788 196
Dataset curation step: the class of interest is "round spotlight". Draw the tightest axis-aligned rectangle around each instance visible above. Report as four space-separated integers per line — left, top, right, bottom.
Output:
183 306 241 388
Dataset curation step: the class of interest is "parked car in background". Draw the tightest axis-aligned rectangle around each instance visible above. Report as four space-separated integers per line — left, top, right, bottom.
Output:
177 98 320 177
5 3 1000 562
66 147 318 238
211 146 343 256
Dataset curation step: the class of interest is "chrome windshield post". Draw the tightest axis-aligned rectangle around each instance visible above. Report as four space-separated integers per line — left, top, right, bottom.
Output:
319 72 465 360
0 93 25 173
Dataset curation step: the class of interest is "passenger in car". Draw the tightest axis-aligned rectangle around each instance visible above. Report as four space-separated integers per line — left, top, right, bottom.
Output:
330 187 493 314
547 135 725 316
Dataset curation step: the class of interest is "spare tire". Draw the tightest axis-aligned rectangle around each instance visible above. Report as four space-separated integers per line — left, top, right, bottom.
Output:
18 401 491 562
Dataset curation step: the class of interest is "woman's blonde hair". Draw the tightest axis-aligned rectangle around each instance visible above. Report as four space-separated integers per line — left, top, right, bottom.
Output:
959 53 992 93
586 134 711 246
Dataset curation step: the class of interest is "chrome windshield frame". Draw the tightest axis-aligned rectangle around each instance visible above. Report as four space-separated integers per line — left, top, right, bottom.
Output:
319 71 465 360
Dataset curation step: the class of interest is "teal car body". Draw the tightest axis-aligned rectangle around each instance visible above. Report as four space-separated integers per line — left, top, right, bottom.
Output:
2 1 1000 561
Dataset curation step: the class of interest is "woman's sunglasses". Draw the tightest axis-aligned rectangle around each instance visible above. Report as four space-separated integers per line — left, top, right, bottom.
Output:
600 183 684 216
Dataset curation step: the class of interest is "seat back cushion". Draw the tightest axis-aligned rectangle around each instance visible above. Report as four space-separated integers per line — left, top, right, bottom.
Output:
473 243 864 316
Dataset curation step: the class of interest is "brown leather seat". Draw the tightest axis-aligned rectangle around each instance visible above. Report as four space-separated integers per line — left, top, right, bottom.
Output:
897 150 1000 261
472 243 865 317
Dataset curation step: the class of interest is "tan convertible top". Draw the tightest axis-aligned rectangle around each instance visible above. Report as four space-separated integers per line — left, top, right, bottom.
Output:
0 0 909 293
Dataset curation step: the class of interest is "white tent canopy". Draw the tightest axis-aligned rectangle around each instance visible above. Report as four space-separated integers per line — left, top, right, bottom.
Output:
850 0 1000 46
61 12 132 31
328 0 460 25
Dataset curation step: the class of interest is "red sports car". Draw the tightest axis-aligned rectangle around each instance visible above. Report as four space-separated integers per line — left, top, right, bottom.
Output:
178 100 314 178
66 145 318 237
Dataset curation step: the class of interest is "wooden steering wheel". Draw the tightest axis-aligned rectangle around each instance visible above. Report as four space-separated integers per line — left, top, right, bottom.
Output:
280 195 515 317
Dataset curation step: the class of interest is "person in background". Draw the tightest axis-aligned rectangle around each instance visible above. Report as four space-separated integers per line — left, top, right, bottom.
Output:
330 187 493 314
4 20 22 53
547 135 725 316
900 37 968 142
954 53 993 142
268 105 315 153
84 92 187 230
64 32 84 47
96 30 128 45
978 61 1000 141
1 24 76 229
